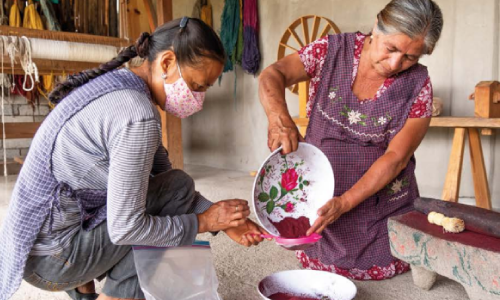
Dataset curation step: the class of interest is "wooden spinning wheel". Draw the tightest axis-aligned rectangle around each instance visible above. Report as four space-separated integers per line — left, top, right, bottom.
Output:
277 15 341 94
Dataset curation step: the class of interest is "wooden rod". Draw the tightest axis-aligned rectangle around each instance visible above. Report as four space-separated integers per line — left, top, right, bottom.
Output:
468 128 492 210
143 0 158 32
0 122 42 139
287 28 304 48
1 56 100 75
0 25 130 47
279 42 299 52
319 23 332 39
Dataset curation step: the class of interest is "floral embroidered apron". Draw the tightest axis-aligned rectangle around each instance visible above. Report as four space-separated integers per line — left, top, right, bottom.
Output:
303 33 428 270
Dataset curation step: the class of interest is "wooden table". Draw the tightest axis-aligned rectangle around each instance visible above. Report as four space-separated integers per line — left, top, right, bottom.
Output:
429 117 499 210
294 116 497 210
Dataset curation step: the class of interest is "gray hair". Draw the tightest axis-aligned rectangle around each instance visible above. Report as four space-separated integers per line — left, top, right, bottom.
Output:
376 0 443 54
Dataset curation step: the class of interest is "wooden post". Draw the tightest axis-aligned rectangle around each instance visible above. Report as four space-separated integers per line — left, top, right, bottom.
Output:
441 128 466 202
156 0 183 169
142 0 158 32
126 0 152 41
297 80 309 137
468 128 492 209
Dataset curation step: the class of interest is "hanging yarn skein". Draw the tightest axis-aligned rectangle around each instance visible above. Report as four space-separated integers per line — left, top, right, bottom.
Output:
9 0 21 27
192 0 213 28
233 0 243 65
0 0 8 25
200 1 213 28
242 0 260 74
220 0 240 72
23 0 45 30
40 0 61 31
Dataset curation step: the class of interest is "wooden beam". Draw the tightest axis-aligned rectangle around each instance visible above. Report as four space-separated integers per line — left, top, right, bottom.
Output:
297 81 309 137
292 117 309 127
156 0 183 169
13 156 24 165
109 0 119 37
441 128 466 202
294 117 500 129
430 117 500 128
0 161 22 175
0 122 41 139
156 0 173 24
143 0 158 32
0 25 130 47
1 56 101 75
127 0 152 41
468 128 492 209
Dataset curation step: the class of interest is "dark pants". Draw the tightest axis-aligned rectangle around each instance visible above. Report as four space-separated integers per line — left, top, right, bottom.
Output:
23 169 196 299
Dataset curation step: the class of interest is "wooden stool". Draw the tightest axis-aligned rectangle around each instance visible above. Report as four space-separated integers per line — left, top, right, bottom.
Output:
429 117 499 210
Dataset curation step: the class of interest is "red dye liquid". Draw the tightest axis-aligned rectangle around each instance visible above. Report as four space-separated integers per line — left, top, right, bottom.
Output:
268 292 326 300
270 216 311 238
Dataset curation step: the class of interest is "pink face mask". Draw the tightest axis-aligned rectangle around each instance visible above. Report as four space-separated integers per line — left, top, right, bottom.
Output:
163 63 206 118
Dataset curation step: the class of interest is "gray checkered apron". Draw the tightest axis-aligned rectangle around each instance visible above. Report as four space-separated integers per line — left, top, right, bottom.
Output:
304 33 428 270
0 69 150 300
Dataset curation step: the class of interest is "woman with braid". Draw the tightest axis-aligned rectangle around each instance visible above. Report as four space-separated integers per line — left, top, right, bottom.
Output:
0 17 267 300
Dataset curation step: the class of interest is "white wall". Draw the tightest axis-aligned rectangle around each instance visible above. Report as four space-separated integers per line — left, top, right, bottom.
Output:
174 0 500 209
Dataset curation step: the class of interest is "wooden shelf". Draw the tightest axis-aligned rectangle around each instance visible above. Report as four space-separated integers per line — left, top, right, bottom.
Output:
0 26 130 47
0 122 42 139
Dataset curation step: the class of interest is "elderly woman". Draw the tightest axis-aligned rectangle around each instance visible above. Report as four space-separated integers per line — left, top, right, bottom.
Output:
258 0 443 280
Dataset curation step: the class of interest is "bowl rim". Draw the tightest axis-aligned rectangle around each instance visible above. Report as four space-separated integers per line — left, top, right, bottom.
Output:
256 269 357 300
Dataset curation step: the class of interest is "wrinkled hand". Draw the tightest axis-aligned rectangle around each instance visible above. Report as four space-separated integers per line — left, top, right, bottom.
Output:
197 199 250 233
224 219 270 247
307 196 351 235
268 115 305 154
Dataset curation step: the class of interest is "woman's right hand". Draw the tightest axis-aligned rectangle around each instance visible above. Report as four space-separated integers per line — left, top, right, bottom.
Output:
267 114 305 154
258 52 309 155
197 199 250 233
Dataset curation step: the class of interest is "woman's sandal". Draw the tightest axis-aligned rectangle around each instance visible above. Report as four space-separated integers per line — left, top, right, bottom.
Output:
66 288 99 300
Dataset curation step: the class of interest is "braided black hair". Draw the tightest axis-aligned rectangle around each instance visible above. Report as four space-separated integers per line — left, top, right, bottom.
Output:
48 17 226 104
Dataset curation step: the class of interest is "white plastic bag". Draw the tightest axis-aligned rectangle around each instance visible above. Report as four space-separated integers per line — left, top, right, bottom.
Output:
133 241 221 300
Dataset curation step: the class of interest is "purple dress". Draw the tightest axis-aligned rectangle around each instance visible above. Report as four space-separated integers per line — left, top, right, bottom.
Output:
297 33 428 280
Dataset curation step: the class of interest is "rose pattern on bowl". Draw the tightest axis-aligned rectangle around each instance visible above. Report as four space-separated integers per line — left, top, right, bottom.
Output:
256 154 312 220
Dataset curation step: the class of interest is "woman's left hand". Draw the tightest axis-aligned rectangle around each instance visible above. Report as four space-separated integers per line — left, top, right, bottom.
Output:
307 196 352 235
224 219 270 247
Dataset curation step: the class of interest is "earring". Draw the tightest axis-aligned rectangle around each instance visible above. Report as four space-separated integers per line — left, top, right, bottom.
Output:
161 73 167 79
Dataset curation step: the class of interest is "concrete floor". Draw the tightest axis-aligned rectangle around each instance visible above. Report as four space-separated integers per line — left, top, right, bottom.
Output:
0 165 469 300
